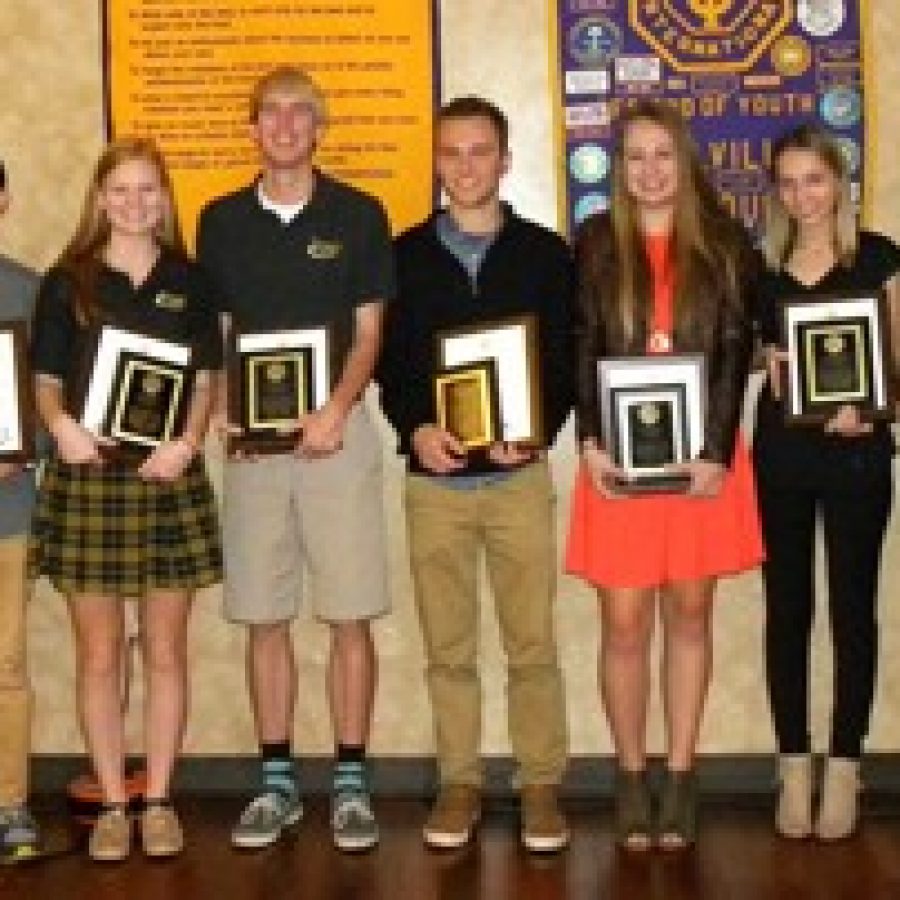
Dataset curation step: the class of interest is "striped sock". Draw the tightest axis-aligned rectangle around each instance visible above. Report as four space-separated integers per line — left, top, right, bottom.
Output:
333 759 368 798
261 743 297 801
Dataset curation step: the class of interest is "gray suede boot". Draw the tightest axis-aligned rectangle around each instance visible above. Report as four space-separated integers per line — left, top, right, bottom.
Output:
775 755 813 839
815 757 860 841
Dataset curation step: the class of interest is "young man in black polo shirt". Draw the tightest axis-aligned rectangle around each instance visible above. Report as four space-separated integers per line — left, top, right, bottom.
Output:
197 67 394 853
378 97 574 852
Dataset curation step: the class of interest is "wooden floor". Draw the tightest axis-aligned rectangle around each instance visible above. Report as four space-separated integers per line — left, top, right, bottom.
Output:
2 798 899 900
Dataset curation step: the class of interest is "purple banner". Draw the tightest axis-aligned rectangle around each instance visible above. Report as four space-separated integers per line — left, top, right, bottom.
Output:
555 0 867 235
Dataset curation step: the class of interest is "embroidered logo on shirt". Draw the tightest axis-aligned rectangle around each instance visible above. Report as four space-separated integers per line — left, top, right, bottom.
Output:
307 238 343 260
154 291 187 311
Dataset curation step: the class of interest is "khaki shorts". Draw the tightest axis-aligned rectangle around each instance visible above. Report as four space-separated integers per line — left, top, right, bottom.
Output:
222 404 389 624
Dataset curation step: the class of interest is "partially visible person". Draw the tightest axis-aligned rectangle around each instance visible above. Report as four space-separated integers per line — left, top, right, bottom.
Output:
755 123 898 842
197 65 393 853
0 159 41 859
378 96 574 853
29 139 223 861
567 100 763 851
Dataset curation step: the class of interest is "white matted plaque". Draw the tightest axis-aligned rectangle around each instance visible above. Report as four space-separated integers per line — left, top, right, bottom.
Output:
0 321 34 462
79 326 191 449
782 292 894 424
598 354 705 493
229 327 331 454
436 314 543 445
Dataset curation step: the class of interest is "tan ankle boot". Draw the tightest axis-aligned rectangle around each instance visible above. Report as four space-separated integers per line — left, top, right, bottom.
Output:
776 755 812 839
423 784 481 849
815 757 860 841
520 784 569 853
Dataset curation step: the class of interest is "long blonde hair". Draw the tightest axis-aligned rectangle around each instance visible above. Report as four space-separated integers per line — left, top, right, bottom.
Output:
58 138 185 323
763 123 858 271
605 100 744 338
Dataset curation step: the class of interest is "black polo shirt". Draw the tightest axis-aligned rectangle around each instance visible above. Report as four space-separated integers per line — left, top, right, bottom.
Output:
196 172 395 375
31 250 222 398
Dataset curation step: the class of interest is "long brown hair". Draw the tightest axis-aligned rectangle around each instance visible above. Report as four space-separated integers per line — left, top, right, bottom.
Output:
58 138 185 323
599 100 746 339
763 122 858 271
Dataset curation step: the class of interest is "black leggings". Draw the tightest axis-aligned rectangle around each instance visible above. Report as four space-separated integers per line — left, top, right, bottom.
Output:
757 475 892 759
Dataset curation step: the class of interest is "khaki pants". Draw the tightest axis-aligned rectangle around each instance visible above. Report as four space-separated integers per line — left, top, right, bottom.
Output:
222 404 389 624
405 462 568 787
0 537 30 807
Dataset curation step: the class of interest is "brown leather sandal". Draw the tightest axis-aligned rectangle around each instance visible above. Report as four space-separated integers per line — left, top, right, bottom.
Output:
615 769 653 852
657 769 697 851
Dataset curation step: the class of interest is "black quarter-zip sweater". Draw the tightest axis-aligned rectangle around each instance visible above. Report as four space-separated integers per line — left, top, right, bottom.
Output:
376 207 576 476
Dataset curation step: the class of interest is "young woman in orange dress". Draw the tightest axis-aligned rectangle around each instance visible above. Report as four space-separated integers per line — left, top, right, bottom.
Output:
566 100 764 850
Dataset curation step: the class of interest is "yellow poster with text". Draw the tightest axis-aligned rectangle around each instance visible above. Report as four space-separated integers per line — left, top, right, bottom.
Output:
104 2 436 247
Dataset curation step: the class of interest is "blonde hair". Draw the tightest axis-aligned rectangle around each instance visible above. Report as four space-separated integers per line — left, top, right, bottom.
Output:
249 65 327 124
59 137 184 323
606 100 743 338
763 123 858 271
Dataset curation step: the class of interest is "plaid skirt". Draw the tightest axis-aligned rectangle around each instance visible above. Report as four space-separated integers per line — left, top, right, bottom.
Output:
28 457 223 597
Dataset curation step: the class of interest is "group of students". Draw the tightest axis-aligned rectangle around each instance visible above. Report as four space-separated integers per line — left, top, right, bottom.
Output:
0 64 897 863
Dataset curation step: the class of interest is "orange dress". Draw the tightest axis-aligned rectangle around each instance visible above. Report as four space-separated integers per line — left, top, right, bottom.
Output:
565 233 764 589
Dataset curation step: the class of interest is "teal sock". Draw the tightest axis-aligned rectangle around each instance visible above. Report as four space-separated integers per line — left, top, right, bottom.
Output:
333 760 368 798
261 749 297 801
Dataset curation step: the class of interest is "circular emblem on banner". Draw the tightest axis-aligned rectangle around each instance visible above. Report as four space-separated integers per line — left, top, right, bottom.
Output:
637 402 661 426
797 0 845 38
569 144 610 184
568 16 622 68
836 136 861 174
771 35 812 77
824 333 845 355
820 87 861 129
573 192 609 225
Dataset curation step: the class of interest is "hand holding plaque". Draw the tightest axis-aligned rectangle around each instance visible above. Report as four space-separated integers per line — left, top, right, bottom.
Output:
228 327 331 455
0 321 35 463
597 354 705 494
781 292 895 424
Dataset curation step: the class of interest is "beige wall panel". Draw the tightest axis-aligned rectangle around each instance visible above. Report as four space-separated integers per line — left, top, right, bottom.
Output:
0 2 105 271
1 0 897 757
439 0 560 230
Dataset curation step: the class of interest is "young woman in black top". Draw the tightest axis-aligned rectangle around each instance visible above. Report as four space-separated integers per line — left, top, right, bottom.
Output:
755 123 898 841
29 139 223 861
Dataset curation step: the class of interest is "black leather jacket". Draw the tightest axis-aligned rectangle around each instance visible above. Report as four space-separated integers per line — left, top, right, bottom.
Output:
574 213 758 465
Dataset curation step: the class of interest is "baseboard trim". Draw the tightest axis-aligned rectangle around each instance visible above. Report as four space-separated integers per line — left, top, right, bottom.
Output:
31 753 900 800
